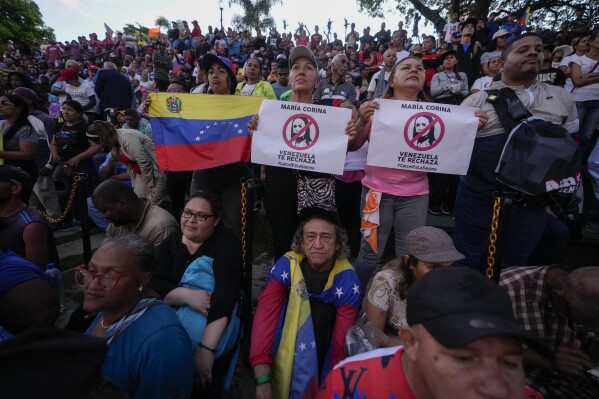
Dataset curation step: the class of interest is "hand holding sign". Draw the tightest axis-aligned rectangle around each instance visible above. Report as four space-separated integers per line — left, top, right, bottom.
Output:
251 100 351 174
367 99 478 175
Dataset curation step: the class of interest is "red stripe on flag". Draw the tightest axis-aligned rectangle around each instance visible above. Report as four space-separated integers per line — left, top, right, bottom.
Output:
155 136 251 171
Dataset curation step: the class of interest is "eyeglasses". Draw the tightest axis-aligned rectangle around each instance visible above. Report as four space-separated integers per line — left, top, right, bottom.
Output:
181 208 215 222
73 267 137 291
0 101 15 106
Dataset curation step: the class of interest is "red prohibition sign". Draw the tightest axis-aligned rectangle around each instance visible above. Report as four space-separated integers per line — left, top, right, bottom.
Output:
282 113 320 151
403 112 445 151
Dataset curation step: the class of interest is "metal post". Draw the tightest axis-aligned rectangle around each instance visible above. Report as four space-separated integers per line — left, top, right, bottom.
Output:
76 173 92 264
219 0 224 31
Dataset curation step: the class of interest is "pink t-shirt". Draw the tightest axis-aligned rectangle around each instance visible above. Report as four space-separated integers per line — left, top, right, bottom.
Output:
362 116 428 196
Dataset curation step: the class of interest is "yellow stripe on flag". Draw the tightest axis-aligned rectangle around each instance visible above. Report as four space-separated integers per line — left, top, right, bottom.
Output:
149 92 264 120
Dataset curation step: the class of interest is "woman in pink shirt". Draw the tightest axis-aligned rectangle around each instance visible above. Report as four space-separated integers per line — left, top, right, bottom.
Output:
349 56 487 289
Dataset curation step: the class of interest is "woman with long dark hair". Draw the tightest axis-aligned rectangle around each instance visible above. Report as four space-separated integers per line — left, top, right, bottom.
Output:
0 93 38 183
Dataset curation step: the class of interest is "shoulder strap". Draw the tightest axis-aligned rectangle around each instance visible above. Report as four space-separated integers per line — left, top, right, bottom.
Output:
485 87 530 134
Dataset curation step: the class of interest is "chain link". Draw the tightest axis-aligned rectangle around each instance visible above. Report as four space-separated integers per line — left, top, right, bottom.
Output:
486 197 502 279
41 175 81 224
240 179 248 276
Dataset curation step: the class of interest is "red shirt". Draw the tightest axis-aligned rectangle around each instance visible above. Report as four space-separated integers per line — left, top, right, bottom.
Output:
118 152 141 175
318 346 416 399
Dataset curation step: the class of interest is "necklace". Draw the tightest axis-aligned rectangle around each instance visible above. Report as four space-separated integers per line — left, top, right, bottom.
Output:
100 316 115 329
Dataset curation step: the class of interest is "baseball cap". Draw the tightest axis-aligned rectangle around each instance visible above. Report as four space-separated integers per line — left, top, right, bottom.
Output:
439 49 459 62
405 226 464 263
332 53 348 64
0 165 32 200
460 18 478 31
87 64 99 71
492 29 510 40
553 44 574 57
289 46 317 68
298 206 341 228
407 268 551 358
200 53 237 94
57 67 78 81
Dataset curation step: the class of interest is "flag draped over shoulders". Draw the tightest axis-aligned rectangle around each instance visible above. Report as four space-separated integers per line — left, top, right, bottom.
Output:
149 93 263 171
265 252 360 399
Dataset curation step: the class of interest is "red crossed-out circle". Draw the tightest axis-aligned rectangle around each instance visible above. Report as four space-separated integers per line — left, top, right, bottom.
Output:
282 113 320 151
403 112 445 151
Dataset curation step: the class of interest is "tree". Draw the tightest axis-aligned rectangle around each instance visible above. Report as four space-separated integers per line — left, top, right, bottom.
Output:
155 16 170 32
229 0 282 31
0 0 55 46
357 0 598 34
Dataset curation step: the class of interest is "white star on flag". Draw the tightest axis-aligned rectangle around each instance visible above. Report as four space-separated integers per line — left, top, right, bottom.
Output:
270 265 276 273
352 284 360 294
199 130 205 134
311 340 316 348
195 136 201 142
280 271 289 281
335 287 344 298
299 342 307 351
234 123 239 128
237 129 244 134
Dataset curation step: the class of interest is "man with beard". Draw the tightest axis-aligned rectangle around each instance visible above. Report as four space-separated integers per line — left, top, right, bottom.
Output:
452 34 579 271
91 180 178 246
314 53 356 103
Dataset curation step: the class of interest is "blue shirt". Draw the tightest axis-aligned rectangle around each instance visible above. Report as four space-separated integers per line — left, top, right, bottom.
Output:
86 302 194 399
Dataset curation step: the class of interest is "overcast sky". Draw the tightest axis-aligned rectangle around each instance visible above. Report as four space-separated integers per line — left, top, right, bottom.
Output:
36 0 435 42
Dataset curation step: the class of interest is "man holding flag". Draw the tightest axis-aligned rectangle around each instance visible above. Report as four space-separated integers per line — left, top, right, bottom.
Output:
502 10 529 43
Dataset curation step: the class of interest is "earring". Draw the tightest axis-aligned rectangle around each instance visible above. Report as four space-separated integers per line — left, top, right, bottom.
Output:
138 286 144 292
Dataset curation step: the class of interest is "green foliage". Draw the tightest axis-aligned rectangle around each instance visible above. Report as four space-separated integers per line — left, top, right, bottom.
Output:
357 0 598 31
0 0 55 46
155 16 170 31
229 0 282 31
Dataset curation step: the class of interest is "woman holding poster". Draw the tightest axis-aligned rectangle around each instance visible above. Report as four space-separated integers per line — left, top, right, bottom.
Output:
348 56 431 290
247 46 354 260
189 54 254 237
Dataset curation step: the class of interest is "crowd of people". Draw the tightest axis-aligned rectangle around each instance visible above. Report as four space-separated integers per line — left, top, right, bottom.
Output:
1 7 598 399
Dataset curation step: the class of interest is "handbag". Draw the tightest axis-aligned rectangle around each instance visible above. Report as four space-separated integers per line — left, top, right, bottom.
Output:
296 175 336 212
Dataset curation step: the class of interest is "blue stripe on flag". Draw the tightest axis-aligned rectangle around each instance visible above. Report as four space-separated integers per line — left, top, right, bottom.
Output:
151 116 251 146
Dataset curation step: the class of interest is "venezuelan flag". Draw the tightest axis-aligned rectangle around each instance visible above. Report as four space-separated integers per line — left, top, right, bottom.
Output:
519 6 531 26
149 93 264 171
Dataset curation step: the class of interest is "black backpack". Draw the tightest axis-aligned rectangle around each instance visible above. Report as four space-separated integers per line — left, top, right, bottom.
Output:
486 88 580 198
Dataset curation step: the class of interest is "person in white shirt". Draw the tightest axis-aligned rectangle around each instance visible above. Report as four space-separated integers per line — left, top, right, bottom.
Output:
470 55 503 94
442 13 460 44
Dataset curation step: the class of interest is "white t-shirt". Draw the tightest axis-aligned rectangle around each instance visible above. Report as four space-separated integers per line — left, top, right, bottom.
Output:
239 83 256 96
471 76 493 92
570 55 599 102
65 82 95 108
443 21 459 43
561 54 580 92
367 70 391 93
395 50 410 63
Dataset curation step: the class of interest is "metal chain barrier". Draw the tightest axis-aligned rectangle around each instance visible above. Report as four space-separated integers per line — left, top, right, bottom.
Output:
41 175 81 224
486 197 502 279
240 179 248 275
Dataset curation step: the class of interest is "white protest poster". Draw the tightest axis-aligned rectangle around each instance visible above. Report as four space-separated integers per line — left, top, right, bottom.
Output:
366 99 478 175
251 100 351 174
